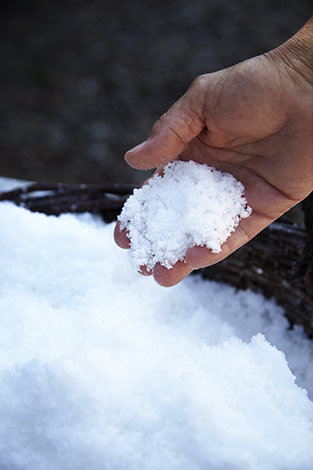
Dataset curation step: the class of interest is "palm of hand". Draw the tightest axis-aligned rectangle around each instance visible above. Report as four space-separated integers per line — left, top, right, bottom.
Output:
115 54 313 286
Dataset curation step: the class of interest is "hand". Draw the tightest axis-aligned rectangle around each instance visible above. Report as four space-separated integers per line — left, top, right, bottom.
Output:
115 19 313 287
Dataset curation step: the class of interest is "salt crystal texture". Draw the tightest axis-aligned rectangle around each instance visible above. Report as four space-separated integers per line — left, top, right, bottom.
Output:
0 203 313 470
118 160 252 270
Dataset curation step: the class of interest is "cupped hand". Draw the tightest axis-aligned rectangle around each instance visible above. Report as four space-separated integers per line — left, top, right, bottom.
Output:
115 40 313 287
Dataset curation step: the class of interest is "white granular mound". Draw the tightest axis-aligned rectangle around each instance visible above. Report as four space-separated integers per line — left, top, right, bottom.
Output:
119 160 252 270
1 203 313 469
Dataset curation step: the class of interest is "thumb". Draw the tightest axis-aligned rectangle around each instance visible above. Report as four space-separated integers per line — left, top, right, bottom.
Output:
125 76 207 170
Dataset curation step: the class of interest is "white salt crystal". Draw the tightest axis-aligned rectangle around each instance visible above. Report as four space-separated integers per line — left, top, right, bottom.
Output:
0 203 313 470
118 160 251 270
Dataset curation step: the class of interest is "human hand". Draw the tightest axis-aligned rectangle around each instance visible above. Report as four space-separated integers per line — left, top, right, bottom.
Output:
115 18 313 287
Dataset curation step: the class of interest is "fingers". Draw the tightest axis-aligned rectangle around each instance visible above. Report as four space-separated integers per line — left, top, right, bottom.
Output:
115 213 264 286
125 76 207 170
114 219 191 285
185 212 273 269
138 265 153 276
150 213 272 286
114 221 191 285
113 222 152 276
114 221 130 249
153 261 193 287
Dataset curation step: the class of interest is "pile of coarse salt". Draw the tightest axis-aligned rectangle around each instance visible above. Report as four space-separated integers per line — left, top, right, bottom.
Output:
1 202 313 469
119 160 252 271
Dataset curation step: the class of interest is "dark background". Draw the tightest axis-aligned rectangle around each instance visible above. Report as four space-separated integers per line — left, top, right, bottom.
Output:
0 0 312 185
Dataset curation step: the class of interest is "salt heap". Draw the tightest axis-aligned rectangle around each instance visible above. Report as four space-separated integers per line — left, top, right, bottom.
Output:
0 202 313 470
118 160 251 270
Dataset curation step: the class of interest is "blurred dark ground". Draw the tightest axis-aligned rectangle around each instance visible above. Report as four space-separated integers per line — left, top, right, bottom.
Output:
0 0 312 185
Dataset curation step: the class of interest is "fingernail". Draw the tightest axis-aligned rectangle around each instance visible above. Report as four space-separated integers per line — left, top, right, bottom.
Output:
125 141 146 161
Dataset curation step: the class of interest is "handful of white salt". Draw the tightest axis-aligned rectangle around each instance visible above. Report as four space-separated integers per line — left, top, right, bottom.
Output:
118 161 252 271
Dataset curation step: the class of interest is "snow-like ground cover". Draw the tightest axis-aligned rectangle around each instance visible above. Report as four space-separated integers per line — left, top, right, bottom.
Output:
0 202 313 470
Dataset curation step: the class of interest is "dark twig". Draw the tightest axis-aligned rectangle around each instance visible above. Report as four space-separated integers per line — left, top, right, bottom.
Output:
0 182 136 220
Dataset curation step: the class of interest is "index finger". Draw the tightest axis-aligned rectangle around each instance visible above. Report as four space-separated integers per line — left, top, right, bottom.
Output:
125 76 207 170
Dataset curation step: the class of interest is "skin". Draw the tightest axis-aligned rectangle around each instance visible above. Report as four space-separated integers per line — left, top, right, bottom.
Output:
115 17 313 287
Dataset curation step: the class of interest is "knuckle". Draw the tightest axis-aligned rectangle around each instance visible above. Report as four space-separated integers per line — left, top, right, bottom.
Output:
190 74 208 92
151 113 167 135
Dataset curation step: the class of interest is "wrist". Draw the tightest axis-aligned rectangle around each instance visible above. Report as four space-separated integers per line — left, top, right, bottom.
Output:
269 16 313 86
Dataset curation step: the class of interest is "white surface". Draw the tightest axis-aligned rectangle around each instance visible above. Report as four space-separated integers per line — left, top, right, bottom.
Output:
0 176 31 192
0 202 312 470
119 161 251 270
